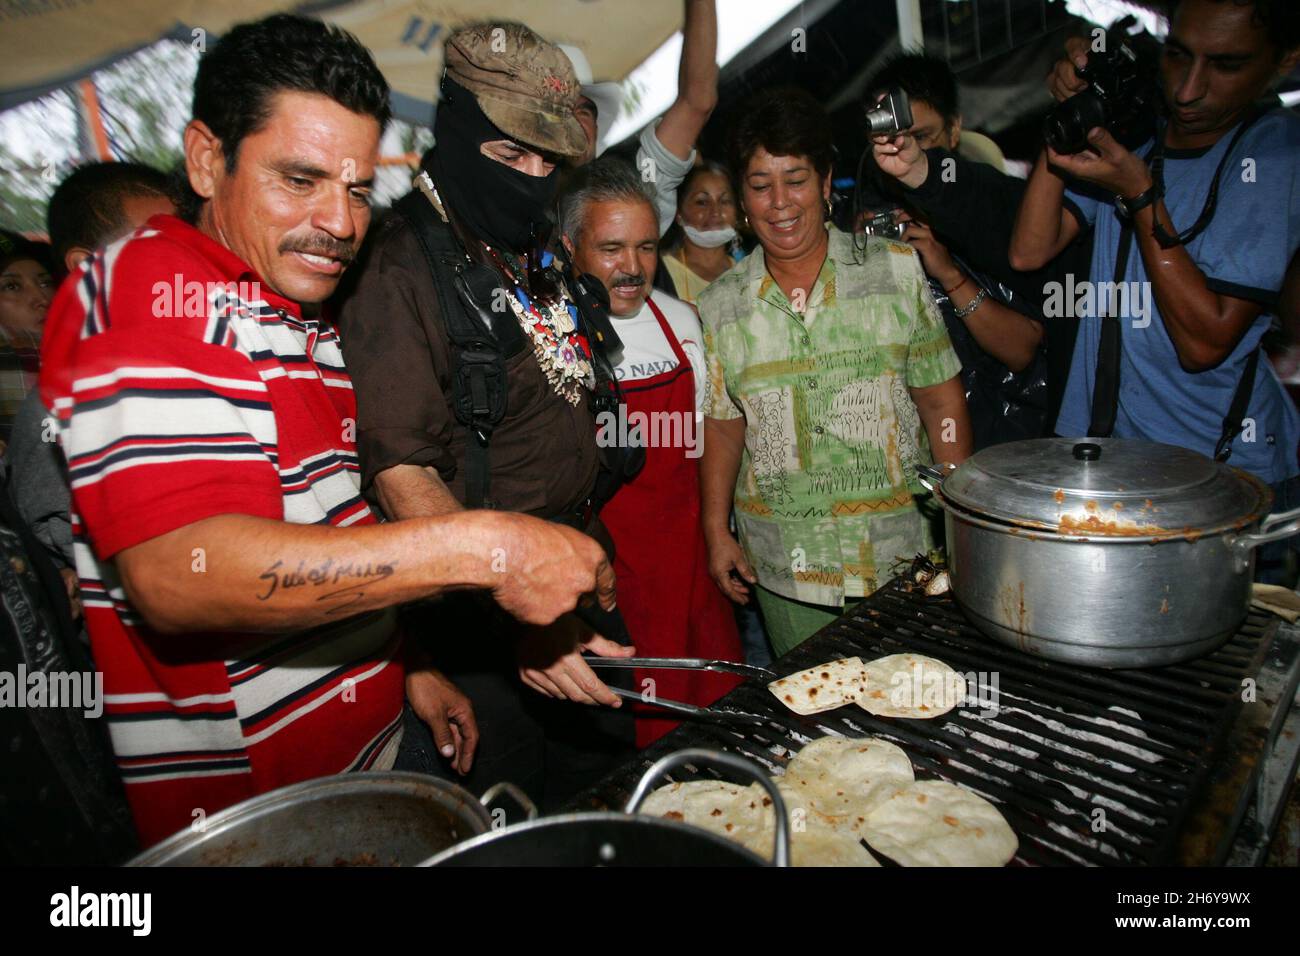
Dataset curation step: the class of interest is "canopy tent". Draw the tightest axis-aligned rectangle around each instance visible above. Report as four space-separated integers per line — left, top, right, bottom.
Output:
0 0 685 126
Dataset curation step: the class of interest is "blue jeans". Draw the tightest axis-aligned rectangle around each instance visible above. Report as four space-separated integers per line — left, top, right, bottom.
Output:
1256 474 1300 586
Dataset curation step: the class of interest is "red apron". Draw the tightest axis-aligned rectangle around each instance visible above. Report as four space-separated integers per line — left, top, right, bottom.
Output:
599 296 743 747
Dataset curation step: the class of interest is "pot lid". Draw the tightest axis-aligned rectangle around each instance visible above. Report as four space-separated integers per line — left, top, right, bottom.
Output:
938 437 1269 537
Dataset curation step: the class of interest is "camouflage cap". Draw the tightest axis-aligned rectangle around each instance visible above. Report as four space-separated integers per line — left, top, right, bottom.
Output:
443 22 587 159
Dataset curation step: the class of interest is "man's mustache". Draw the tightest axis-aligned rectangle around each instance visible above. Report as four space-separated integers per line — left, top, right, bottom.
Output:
610 272 645 288
280 234 357 264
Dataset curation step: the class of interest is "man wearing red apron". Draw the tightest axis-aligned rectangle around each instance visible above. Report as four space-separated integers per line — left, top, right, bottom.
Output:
561 158 743 746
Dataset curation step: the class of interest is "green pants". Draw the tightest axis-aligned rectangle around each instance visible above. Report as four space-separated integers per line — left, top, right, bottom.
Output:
754 586 857 658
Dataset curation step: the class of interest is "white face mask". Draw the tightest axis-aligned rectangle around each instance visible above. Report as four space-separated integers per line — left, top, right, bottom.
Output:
681 222 737 249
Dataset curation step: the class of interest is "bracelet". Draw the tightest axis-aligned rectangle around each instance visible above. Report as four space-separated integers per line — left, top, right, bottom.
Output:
942 275 969 296
953 287 987 319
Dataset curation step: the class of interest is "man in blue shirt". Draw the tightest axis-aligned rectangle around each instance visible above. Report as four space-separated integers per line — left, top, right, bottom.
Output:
1011 0 1300 581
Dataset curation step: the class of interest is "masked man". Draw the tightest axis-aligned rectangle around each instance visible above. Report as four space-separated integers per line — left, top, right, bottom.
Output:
340 23 637 808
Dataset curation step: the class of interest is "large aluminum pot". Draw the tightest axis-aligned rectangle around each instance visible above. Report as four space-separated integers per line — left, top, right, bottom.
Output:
918 437 1300 668
127 772 532 866
420 749 791 867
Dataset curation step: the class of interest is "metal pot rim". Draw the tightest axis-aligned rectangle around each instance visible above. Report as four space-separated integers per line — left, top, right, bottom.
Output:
129 771 491 866
933 438 1273 532
930 469 1273 543
417 811 769 867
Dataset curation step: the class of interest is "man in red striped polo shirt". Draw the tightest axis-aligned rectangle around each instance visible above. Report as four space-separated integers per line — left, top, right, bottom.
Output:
37 14 616 850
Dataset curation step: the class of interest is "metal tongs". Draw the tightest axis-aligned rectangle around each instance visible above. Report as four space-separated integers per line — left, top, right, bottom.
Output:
572 602 777 725
583 655 777 726
585 656 776 682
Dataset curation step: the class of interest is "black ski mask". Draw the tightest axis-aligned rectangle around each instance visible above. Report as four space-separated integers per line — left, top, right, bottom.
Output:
428 78 559 254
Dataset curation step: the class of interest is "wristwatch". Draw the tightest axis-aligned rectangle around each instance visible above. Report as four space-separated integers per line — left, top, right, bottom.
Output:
1114 182 1161 220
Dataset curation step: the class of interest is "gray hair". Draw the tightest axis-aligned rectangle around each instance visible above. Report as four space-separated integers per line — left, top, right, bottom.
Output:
557 156 657 245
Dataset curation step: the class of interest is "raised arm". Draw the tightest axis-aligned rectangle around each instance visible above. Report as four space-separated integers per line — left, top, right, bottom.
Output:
653 0 719 161
1008 36 1096 271
1008 149 1082 271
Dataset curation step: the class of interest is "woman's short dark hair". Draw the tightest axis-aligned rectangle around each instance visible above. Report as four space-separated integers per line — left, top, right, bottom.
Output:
0 231 53 275
193 14 391 171
727 86 835 182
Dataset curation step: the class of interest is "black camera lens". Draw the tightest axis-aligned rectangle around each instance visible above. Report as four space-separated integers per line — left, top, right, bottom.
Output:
1044 91 1109 154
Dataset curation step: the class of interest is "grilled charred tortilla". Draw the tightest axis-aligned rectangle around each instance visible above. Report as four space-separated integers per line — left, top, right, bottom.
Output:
637 780 761 840
766 657 868 715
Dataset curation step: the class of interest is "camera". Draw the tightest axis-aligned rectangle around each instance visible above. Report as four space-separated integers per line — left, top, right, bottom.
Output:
862 211 906 241
1043 16 1158 154
864 87 914 136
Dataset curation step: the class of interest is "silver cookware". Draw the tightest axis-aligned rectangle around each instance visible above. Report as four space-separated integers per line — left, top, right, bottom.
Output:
918 437 1300 668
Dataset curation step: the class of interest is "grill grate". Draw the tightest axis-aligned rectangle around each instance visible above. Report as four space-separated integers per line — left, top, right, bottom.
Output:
569 578 1280 866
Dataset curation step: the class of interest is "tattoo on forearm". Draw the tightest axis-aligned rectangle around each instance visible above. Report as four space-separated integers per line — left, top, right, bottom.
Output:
257 557 398 612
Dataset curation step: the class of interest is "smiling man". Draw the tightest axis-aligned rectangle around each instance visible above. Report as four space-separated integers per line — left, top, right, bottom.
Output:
1010 0 1300 582
37 15 616 848
559 157 743 746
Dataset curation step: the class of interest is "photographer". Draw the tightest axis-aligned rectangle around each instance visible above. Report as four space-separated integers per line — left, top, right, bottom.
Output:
863 55 1048 448
1010 0 1300 582
860 200 1048 450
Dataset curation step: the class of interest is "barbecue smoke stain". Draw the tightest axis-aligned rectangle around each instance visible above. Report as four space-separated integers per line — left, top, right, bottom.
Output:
999 581 1029 650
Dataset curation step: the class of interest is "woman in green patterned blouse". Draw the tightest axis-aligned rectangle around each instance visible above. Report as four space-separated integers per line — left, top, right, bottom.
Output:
697 87 973 656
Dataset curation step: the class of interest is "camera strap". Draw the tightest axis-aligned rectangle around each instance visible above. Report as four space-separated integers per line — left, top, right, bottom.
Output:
1148 106 1264 250
1087 112 1267 461
1087 222 1133 439
394 186 524 509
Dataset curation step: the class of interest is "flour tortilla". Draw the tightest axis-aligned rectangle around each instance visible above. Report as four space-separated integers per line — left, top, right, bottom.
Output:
858 653 966 719
637 780 764 840
781 736 916 832
767 657 868 715
742 821 881 867
739 781 880 867
860 780 1018 866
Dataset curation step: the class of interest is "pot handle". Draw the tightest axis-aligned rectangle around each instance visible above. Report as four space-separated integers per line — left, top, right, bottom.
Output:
624 748 790 868
480 782 539 822
917 462 956 493
1228 506 1300 573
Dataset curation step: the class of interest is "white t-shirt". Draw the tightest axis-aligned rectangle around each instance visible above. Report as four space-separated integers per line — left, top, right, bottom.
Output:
609 291 708 413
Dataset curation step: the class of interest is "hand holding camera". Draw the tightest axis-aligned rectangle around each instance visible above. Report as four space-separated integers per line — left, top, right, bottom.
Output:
868 87 928 188
1041 18 1159 198
894 210 964 292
